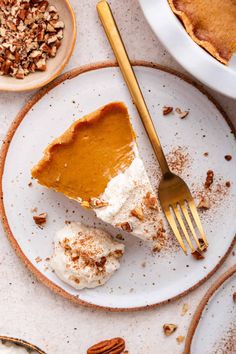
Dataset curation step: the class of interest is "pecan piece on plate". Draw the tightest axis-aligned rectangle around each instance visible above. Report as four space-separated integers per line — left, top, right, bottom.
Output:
33 212 47 225
162 106 173 116
130 206 144 221
143 191 158 210
163 323 177 336
118 221 133 233
197 196 210 210
204 170 214 188
176 335 185 344
175 107 189 119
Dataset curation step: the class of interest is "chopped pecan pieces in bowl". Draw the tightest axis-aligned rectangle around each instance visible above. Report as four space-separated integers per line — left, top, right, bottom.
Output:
0 0 65 80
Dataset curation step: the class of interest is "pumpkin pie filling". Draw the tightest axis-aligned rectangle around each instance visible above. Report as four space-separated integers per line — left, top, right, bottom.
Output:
31 102 135 202
168 0 236 64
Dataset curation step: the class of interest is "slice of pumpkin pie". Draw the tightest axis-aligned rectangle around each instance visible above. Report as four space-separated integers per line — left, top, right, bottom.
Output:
168 0 236 64
32 102 165 250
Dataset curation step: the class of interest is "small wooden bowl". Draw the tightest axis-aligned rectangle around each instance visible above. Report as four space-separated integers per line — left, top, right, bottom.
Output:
0 336 46 353
0 0 76 92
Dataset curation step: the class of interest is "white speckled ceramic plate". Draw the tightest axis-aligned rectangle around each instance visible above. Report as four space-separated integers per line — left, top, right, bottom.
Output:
139 0 236 99
184 265 236 354
1 62 236 311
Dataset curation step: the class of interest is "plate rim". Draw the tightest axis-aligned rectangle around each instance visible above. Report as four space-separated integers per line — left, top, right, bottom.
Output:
0 335 46 353
184 264 236 354
139 0 236 99
0 60 235 312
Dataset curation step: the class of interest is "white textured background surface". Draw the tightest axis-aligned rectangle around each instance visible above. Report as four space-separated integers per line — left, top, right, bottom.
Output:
0 1 235 353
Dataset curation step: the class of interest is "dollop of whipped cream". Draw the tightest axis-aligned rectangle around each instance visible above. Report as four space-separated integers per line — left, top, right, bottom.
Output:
0 341 37 354
51 222 124 289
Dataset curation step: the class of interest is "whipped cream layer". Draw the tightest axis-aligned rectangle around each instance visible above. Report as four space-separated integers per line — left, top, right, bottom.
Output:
0 341 37 354
95 147 165 250
51 222 124 290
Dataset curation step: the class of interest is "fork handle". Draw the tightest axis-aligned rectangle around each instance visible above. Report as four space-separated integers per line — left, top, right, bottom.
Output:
97 0 170 175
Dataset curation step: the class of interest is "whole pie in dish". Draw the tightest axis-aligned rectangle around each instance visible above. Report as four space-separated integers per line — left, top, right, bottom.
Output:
32 102 165 250
168 0 236 64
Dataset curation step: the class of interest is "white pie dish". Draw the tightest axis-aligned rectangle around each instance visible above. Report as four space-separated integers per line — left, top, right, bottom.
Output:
139 0 236 99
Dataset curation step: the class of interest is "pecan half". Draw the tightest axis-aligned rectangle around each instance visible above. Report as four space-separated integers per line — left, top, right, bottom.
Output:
87 337 125 354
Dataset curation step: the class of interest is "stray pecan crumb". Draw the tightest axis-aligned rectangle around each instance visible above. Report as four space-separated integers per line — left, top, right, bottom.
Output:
163 324 177 336
118 222 133 233
197 196 210 210
198 238 208 252
35 256 42 263
89 197 109 208
153 244 161 253
141 261 146 268
176 336 185 344
204 170 214 188
143 192 158 210
226 181 231 188
175 107 189 119
192 249 204 260
181 303 189 316
203 152 209 157
33 212 47 225
28 182 32 187
225 155 232 161
163 106 173 115
130 207 144 221
87 337 125 354
233 292 236 302
116 234 124 241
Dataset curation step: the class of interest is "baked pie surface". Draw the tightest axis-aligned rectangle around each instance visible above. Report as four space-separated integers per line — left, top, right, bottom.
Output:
168 0 236 64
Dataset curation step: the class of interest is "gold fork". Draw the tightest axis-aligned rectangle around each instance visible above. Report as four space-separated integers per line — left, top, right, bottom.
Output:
97 0 208 254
